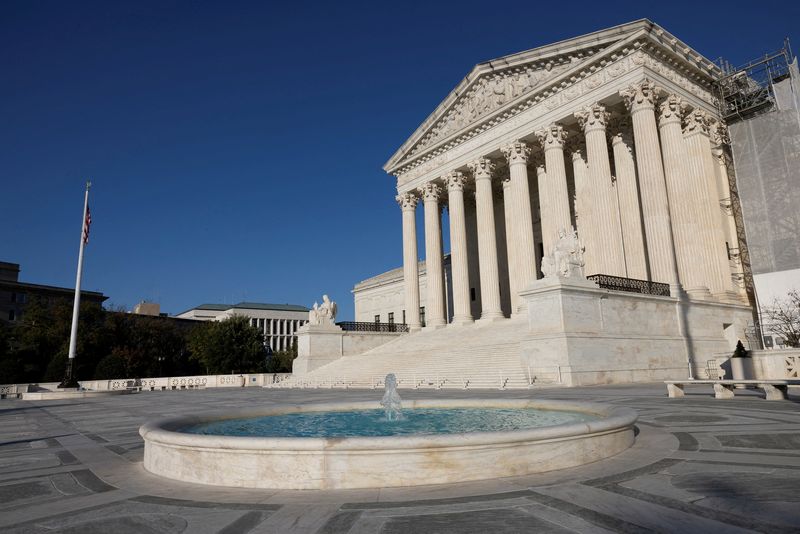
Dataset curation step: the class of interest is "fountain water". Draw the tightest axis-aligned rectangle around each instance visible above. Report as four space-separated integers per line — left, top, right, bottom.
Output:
380 373 402 421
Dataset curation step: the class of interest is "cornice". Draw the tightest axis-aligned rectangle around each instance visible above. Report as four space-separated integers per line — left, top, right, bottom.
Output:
385 20 722 181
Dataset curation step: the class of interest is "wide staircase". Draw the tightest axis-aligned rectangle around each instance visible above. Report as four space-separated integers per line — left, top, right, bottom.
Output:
270 317 557 390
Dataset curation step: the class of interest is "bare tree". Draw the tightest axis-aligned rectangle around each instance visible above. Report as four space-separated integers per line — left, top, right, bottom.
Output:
763 290 800 348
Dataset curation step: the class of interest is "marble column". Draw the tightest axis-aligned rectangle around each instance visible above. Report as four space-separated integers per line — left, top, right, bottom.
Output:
657 95 707 294
620 80 679 286
446 172 473 325
501 141 537 310
608 116 648 280
535 124 572 255
501 177 520 313
683 108 733 296
711 124 747 300
419 182 447 327
568 141 597 276
397 192 422 330
575 103 626 277
469 157 504 320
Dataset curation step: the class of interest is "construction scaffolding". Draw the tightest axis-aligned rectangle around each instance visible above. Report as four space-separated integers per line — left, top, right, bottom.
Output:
714 40 800 348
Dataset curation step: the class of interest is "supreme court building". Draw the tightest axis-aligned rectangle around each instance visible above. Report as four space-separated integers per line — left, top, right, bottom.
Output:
359 19 749 326
343 20 758 384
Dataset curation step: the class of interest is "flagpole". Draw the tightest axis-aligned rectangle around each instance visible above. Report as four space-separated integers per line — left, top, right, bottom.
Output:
59 181 91 389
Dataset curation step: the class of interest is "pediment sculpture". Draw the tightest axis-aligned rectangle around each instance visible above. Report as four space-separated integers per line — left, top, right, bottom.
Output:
309 294 337 326
541 226 585 279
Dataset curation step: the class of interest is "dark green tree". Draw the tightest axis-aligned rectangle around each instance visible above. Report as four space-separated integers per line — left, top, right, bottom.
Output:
188 316 266 374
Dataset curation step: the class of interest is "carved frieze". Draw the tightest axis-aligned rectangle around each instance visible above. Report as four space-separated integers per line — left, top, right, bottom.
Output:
394 43 718 185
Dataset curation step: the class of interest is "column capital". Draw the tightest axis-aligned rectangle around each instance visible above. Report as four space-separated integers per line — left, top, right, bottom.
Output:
574 103 609 133
468 157 495 180
535 123 568 151
710 120 730 147
445 171 467 192
657 94 686 127
683 108 711 137
501 176 512 190
620 79 661 113
396 192 419 211
501 141 531 165
564 136 586 161
418 182 442 203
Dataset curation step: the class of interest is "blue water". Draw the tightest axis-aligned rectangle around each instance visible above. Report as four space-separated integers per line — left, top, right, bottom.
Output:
183 408 596 438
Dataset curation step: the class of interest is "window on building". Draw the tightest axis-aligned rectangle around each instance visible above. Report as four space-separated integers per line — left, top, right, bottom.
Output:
10 293 16 303
388 312 394 324
402 310 406 324
470 288 476 301
419 306 425 327
374 314 380 324
19 293 26 304
726 241 731 261
8 310 15 321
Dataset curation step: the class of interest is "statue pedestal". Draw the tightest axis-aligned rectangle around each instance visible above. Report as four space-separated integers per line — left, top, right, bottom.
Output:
292 323 344 375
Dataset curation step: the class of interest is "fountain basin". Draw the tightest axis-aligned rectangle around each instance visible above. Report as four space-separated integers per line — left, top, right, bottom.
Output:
139 398 637 490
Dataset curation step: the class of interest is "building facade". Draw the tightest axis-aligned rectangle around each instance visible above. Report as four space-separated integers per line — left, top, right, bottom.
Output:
0 261 108 323
176 302 309 352
383 19 749 331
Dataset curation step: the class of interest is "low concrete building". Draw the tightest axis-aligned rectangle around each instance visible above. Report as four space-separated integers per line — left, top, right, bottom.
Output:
176 302 309 352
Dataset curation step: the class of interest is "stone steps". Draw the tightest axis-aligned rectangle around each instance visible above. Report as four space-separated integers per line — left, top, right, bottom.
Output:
270 317 548 390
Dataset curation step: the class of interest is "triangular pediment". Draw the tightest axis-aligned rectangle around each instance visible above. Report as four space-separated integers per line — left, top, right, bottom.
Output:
384 19 719 175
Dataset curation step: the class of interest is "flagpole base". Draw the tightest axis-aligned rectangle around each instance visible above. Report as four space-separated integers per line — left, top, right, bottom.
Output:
57 359 80 389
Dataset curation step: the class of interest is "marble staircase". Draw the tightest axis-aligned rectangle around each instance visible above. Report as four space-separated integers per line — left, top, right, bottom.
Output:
271 317 553 390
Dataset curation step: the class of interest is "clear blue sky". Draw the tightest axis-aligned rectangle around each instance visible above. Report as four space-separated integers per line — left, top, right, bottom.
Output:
2 0 797 319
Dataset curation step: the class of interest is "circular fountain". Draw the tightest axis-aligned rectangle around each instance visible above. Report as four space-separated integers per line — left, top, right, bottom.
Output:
139 378 637 490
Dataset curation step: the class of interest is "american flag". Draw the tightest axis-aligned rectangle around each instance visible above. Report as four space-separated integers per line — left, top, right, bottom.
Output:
82 205 92 245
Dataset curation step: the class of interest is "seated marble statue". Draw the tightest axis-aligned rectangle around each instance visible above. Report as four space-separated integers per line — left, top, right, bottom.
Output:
308 294 338 326
541 226 585 279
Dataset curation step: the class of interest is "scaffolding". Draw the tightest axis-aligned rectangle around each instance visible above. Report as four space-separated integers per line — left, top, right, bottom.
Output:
714 40 795 123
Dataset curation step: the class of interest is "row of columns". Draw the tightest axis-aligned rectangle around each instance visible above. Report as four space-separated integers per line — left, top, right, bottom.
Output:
398 78 739 329
251 318 305 351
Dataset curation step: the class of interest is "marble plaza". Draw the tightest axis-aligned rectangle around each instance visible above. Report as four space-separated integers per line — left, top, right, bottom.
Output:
2 386 799 532
294 20 755 388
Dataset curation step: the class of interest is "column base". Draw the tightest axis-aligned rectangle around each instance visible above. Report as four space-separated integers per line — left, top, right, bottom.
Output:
477 314 506 325
685 286 713 301
449 317 474 327
408 325 423 333
423 323 447 331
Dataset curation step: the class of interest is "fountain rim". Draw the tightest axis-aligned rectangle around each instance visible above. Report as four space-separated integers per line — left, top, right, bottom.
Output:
139 398 637 450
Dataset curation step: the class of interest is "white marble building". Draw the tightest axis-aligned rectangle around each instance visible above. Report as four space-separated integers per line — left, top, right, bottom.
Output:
294 20 756 387
381 19 748 328
176 302 309 352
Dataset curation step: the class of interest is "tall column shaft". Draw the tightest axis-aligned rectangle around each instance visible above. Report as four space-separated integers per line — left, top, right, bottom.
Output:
420 183 446 327
569 144 598 276
502 142 537 311
684 109 733 296
535 124 572 254
469 158 503 320
620 81 679 285
575 103 626 276
711 132 747 299
397 192 421 329
501 177 520 312
658 95 707 292
446 172 473 324
609 117 648 280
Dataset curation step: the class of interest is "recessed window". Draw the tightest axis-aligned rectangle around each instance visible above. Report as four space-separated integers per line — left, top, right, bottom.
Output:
8 310 15 321
388 312 394 324
420 306 426 327
374 314 380 323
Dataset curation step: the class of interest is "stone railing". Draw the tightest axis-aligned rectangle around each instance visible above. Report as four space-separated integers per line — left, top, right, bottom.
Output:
337 321 410 333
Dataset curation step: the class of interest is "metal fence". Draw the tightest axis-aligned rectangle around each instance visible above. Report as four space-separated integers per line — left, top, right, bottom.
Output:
587 274 671 297
336 321 409 333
